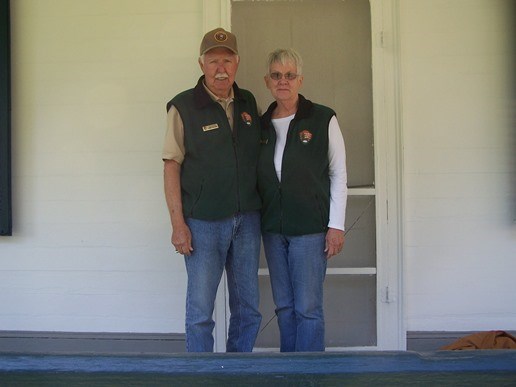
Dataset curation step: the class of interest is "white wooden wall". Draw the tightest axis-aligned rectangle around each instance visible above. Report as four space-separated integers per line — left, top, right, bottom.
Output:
1 0 206 333
0 0 514 337
400 0 516 331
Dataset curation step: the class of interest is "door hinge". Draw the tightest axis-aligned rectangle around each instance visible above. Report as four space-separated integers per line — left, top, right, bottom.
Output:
379 31 389 48
381 286 396 303
386 199 389 223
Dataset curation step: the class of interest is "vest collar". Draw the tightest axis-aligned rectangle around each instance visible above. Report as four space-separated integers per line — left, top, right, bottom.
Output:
261 94 314 124
193 76 245 109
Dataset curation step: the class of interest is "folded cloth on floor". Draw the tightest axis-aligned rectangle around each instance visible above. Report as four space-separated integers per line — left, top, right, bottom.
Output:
441 330 516 350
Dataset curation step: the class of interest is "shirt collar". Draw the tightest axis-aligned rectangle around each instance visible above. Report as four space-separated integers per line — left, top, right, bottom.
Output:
202 80 234 103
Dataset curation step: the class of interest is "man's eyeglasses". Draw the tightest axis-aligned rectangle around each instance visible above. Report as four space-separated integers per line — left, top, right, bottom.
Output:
269 72 299 81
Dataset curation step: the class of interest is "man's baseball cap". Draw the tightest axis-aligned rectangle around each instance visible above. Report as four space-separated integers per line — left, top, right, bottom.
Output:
200 28 238 55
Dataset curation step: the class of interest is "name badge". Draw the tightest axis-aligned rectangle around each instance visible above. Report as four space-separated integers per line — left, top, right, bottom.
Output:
202 123 219 132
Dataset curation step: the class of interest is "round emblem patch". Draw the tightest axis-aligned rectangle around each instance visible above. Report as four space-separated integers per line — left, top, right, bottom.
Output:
214 31 228 42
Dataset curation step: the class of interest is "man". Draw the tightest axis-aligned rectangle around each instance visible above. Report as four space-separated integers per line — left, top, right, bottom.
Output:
162 28 262 352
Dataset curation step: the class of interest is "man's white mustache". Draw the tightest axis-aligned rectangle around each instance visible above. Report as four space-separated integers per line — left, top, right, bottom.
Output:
215 73 229 80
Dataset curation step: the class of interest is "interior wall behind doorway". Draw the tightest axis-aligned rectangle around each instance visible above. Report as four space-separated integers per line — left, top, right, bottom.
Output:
232 0 374 187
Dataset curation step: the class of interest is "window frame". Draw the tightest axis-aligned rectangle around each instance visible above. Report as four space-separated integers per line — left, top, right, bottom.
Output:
0 0 11 236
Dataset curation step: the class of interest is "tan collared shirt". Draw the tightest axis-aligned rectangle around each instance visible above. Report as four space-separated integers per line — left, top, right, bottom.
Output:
162 83 235 164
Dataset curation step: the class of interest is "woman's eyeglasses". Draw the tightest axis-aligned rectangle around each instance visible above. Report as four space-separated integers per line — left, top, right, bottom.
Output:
269 72 299 81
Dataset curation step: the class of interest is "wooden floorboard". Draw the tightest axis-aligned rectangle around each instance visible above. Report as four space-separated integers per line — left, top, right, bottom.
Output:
0 351 515 385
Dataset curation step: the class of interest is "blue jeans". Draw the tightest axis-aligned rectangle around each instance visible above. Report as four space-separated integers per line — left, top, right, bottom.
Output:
262 232 327 352
184 211 262 352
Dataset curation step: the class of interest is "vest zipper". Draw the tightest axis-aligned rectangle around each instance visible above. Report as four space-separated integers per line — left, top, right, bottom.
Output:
279 183 283 234
278 118 296 233
232 128 240 212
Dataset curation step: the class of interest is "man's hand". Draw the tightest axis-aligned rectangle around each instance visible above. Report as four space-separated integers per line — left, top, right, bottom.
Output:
172 221 193 256
324 228 345 259
164 159 193 256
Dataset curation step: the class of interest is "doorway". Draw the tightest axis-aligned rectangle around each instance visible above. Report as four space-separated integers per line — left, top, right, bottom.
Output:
233 0 376 350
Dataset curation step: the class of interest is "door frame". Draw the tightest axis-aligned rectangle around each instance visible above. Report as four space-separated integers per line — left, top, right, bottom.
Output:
203 0 405 351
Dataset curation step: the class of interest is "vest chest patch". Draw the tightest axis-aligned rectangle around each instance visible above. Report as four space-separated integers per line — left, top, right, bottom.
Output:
202 123 219 132
299 129 313 143
241 112 253 126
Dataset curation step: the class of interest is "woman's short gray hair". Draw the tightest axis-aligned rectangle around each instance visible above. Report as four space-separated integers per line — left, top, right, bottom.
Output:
266 48 303 75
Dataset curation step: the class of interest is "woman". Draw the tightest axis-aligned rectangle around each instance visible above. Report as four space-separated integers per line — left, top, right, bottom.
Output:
258 48 347 352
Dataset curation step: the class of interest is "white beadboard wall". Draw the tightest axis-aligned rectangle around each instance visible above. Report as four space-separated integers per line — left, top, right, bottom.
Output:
400 0 516 331
1 0 515 339
1 0 205 333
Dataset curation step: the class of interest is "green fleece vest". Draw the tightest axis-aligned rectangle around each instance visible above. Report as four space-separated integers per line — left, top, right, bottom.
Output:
258 95 335 235
168 77 261 220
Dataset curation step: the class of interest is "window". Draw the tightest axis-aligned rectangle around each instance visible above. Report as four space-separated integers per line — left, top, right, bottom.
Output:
0 0 11 236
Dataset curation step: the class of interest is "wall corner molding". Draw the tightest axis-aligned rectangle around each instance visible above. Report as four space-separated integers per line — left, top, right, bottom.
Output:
0 331 186 355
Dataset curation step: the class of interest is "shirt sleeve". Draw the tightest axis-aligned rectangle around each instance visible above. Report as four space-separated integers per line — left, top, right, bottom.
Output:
327 115 348 231
162 105 186 164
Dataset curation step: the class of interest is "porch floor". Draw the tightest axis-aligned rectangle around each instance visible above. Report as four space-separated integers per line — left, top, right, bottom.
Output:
0 350 515 386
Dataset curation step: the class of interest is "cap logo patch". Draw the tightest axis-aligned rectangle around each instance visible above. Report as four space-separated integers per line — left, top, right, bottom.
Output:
214 31 228 42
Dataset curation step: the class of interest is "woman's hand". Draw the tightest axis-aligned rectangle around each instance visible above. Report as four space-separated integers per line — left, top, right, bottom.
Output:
324 228 344 259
